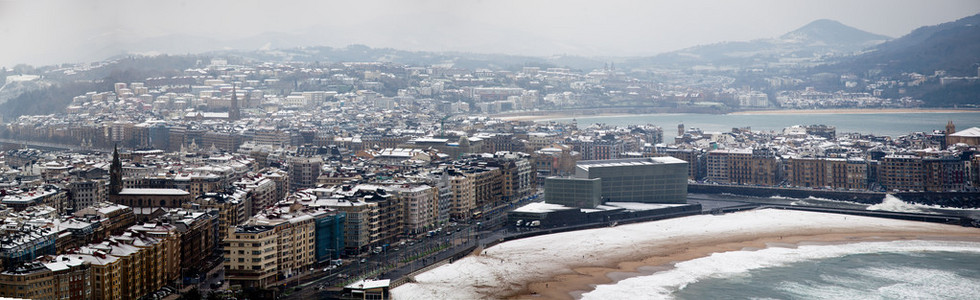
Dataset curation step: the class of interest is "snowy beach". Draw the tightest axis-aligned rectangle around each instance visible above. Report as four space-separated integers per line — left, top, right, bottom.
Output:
391 209 980 299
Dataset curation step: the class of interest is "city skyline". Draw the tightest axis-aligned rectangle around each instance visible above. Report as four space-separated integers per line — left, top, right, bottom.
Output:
0 1 979 298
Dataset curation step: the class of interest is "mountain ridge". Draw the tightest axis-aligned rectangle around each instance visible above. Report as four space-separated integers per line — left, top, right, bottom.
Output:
819 13 980 107
779 19 891 45
828 13 980 77
628 19 891 69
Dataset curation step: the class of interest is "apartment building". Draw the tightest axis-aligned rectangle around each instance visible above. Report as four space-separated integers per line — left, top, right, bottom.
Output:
224 206 344 289
0 256 91 300
289 157 322 191
389 184 438 235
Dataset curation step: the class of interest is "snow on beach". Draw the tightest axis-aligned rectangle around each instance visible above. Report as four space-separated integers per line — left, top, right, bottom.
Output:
391 209 979 299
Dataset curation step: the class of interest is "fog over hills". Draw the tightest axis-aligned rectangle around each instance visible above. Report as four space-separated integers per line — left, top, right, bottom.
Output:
827 13 980 77
81 18 892 72
628 19 892 69
3 0 978 69
821 13 980 107
3 11 980 117
780 19 891 47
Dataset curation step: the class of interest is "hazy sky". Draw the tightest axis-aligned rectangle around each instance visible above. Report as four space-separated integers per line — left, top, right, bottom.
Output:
2 0 979 68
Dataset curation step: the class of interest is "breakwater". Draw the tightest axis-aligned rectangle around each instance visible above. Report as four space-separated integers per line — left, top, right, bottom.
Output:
895 192 980 209
688 183 885 204
689 183 980 209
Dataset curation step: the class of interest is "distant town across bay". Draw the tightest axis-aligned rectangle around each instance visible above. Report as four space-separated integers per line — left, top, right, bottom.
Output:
500 109 980 142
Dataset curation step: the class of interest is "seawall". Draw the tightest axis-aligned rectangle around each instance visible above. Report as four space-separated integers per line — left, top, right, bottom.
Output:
689 183 980 208
688 183 885 204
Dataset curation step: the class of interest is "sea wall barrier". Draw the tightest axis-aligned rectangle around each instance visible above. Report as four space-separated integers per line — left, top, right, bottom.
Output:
894 192 980 209
689 183 885 204
689 183 980 208
716 203 977 227
768 204 978 227
500 205 703 246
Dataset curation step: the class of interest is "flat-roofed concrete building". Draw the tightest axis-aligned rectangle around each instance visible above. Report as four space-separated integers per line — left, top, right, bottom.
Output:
289 157 322 191
223 225 277 289
573 157 688 204
544 177 601 208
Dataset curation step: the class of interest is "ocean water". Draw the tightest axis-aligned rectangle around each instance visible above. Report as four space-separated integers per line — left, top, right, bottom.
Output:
690 192 980 221
673 251 980 300
549 112 980 142
580 240 980 300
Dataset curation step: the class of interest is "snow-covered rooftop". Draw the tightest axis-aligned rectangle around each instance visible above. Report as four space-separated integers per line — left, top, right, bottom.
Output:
604 202 685 211
118 188 190 196
576 157 685 171
950 127 980 137
346 278 391 290
512 202 576 213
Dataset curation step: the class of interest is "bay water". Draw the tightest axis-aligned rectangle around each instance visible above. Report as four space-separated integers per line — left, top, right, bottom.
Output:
549 112 980 142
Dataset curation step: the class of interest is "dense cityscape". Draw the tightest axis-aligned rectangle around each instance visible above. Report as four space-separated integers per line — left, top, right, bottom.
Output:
1 2 980 300
0 52 978 299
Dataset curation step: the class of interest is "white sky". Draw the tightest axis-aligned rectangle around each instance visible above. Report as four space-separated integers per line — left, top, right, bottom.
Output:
1 0 978 67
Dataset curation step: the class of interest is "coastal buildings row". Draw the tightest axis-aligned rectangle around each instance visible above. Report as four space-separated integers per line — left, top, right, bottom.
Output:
692 148 975 192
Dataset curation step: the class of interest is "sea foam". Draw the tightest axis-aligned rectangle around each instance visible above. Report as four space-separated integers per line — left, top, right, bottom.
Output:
866 194 927 213
581 240 980 300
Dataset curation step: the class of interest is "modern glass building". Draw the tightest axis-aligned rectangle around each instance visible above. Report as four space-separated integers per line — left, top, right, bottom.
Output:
544 177 602 208
574 157 688 204
314 211 345 261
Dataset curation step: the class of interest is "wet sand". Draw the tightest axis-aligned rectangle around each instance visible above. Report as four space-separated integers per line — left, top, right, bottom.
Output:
508 228 980 299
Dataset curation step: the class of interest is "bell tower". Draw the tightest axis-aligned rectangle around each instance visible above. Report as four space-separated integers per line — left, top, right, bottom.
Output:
945 120 956 148
110 145 122 195
229 83 241 121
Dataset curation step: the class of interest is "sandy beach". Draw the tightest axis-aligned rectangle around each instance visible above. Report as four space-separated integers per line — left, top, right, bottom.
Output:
494 108 980 122
515 230 980 300
391 209 980 300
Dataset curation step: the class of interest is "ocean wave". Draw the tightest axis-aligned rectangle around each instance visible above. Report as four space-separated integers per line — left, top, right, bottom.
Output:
774 266 978 300
866 194 980 213
580 240 980 300
767 195 871 208
866 194 926 213
769 195 841 202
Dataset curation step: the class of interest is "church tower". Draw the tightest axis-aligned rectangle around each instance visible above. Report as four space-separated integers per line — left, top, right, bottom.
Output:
229 84 241 121
945 120 956 148
109 145 123 195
